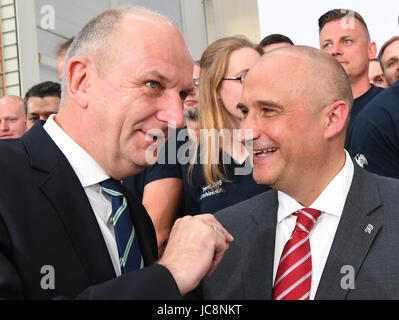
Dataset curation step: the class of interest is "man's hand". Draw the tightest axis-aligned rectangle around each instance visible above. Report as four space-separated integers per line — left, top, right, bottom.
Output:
158 214 234 295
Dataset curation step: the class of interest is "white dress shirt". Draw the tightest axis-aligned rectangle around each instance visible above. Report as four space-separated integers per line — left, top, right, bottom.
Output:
44 115 122 276
273 151 354 300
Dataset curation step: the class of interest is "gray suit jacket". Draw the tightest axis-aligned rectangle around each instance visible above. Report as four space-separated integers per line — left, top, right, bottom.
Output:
200 161 399 299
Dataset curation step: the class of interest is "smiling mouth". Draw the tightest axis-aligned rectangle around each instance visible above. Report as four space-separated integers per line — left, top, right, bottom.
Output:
253 147 278 157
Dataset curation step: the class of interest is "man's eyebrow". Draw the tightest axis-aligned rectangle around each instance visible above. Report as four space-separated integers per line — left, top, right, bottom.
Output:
255 100 284 109
145 70 194 91
145 70 169 82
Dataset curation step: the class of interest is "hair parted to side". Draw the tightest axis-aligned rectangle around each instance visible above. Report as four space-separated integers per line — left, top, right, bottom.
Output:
259 33 294 47
60 6 171 102
318 8 370 41
189 35 263 188
24 81 61 114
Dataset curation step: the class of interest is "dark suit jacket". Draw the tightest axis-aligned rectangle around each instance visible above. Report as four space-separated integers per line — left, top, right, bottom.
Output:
200 161 399 299
0 122 180 299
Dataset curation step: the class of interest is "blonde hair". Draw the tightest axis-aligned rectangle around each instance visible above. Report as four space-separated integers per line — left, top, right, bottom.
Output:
189 36 263 187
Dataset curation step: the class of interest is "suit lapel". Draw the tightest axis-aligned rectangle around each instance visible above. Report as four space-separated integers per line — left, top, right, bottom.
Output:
242 190 278 299
315 163 383 300
23 123 116 284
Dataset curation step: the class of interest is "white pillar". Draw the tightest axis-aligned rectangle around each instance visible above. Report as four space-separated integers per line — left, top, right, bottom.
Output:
14 0 40 96
179 0 208 61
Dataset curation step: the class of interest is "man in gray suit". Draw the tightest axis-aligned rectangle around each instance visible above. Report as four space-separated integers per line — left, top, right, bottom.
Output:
198 45 399 300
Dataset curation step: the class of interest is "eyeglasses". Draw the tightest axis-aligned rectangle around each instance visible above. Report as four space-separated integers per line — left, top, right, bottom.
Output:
222 74 247 85
193 78 200 89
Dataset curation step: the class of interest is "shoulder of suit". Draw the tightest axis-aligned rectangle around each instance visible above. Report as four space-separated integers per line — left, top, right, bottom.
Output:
214 189 275 228
0 139 26 163
358 167 399 206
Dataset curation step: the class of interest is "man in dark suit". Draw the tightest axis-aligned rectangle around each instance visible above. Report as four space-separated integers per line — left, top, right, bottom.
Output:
199 46 399 299
0 7 233 299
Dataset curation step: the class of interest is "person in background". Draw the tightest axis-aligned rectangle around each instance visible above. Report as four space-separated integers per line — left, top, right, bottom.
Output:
24 81 61 130
57 37 74 80
318 9 383 150
0 95 26 139
378 36 399 87
368 58 388 88
259 33 294 53
348 79 399 179
185 35 270 214
183 60 200 132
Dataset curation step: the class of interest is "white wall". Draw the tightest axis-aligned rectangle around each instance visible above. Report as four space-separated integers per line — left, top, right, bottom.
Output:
33 0 204 81
35 0 110 83
258 0 399 54
204 0 260 45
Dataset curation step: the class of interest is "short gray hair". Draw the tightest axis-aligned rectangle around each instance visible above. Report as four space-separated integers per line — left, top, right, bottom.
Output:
60 6 170 102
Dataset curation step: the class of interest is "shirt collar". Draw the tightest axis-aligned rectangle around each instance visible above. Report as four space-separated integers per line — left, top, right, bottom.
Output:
277 150 354 223
43 115 110 187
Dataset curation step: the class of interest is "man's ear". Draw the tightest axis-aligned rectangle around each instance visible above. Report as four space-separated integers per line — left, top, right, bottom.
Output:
324 101 350 139
368 41 377 60
66 57 91 109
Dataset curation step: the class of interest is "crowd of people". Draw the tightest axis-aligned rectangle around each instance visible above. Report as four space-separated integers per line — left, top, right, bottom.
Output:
0 6 398 300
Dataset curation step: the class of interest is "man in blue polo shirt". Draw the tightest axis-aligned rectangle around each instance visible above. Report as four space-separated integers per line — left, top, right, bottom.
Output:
348 79 399 179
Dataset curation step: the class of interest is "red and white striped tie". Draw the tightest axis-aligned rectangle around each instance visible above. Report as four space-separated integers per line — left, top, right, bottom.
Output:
273 208 321 300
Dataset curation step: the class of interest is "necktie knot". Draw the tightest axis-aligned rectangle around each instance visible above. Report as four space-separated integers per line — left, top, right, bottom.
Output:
293 208 321 234
100 178 124 197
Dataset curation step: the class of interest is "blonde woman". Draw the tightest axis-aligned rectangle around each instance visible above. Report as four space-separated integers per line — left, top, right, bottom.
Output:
184 35 270 213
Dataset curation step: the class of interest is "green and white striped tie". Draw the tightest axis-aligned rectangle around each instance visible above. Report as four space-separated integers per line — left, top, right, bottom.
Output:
101 178 144 273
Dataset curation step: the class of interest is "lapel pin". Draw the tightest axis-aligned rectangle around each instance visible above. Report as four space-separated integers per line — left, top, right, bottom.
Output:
364 224 373 234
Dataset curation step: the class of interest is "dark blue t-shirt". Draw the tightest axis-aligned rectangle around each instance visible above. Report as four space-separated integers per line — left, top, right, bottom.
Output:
348 80 399 179
182 154 270 215
345 84 383 152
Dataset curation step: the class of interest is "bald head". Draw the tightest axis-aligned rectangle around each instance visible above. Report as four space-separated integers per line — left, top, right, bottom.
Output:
0 95 24 108
251 45 353 113
0 95 26 139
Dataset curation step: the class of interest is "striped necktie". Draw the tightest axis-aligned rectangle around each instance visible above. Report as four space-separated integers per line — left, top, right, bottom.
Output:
101 178 143 273
273 208 321 300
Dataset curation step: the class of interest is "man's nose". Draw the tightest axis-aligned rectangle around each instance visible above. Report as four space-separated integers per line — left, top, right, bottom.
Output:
239 117 261 144
0 121 9 131
157 95 185 129
330 43 343 57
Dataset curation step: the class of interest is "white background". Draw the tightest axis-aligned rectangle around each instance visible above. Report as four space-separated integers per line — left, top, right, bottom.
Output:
257 0 399 55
